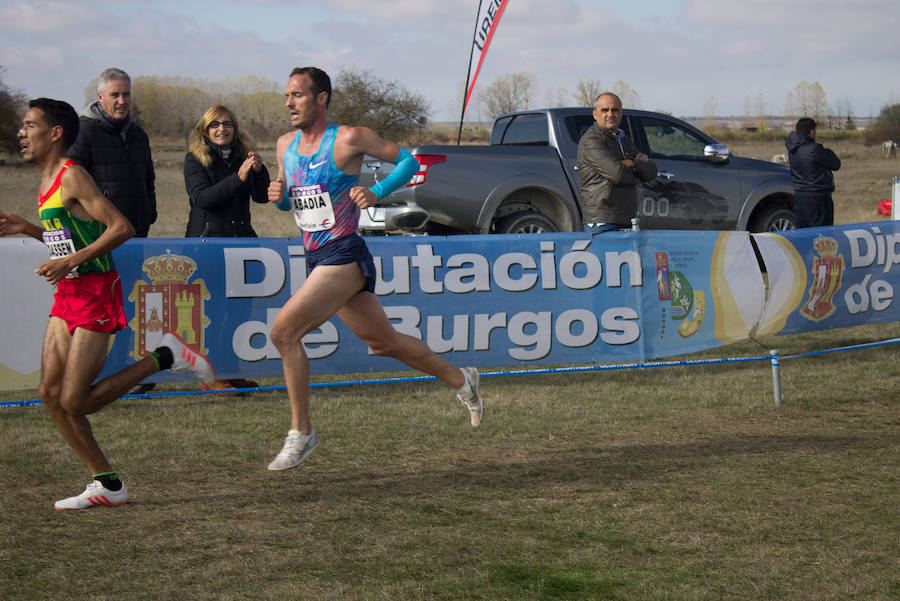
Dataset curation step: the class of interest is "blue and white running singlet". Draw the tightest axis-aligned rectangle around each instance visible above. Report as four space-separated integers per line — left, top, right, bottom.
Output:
283 123 359 251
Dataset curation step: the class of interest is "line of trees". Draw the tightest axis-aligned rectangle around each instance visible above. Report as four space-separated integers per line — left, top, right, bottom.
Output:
122 68 430 144
472 75 862 133
126 75 288 140
864 104 900 145
466 74 643 123
2 65 899 153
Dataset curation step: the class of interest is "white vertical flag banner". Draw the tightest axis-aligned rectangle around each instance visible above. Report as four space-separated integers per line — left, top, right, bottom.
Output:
463 0 510 116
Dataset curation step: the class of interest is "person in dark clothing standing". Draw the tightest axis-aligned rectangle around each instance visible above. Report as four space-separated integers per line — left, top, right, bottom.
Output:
69 67 158 394
67 67 156 237
184 105 270 237
785 117 841 228
184 105 269 393
577 92 657 231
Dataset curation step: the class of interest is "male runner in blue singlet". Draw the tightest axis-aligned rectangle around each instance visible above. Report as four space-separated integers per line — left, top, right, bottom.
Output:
265 67 484 471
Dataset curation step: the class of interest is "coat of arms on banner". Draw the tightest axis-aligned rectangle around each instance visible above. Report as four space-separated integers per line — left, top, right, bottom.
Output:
128 252 211 361
800 236 845 322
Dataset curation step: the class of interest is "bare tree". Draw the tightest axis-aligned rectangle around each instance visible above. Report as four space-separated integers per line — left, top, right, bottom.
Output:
479 72 536 119
788 80 828 123
610 81 641 109
830 96 855 130
573 78 603 106
329 67 430 144
753 92 767 120
701 96 717 129
544 86 569 108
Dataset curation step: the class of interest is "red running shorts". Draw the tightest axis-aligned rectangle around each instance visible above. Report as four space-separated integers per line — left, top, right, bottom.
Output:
50 270 128 336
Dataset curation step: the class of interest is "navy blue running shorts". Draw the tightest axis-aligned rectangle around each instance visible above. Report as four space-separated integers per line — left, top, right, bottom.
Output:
306 233 377 294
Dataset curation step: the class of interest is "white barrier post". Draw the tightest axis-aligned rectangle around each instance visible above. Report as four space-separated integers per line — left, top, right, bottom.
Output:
769 349 782 406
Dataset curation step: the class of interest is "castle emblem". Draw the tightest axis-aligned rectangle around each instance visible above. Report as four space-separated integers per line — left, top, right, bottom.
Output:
800 236 845 322
128 252 211 361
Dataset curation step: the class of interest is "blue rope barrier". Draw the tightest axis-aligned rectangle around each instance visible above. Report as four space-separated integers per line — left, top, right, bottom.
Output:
781 337 900 360
3 337 898 409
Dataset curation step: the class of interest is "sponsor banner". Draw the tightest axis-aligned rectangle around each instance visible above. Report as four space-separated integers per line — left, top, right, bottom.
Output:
755 222 900 335
1 224 896 391
99 231 758 380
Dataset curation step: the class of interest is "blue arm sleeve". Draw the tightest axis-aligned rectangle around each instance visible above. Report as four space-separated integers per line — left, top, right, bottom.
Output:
369 149 419 200
274 186 291 211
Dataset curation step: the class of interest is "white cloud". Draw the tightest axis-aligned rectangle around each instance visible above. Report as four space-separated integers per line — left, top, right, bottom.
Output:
0 0 94 33
327 0 459 18
1 0 898 121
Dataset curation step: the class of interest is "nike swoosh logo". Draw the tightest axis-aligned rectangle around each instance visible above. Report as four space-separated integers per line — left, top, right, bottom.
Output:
309 160 327 169
96 318 110 324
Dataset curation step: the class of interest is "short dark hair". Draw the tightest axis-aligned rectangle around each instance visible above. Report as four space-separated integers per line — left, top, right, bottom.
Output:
290 66 332 107
795 117 816 136
28 98 79 149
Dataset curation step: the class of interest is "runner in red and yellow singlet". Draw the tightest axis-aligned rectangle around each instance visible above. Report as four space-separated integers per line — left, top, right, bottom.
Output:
0 98 215 510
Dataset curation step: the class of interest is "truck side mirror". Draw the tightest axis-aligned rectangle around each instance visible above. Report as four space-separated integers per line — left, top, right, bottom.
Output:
704 144 730 163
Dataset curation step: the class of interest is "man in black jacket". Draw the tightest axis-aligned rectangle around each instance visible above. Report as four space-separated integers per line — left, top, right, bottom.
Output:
577 93 657 231
69 68 158 393
785 118 841 228
68 67 156 237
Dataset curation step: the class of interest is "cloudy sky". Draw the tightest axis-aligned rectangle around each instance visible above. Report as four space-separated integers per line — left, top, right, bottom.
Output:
2 0 898 123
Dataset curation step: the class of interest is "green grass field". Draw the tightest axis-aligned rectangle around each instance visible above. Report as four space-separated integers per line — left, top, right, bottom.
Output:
1 133 898 599
1 323 898 600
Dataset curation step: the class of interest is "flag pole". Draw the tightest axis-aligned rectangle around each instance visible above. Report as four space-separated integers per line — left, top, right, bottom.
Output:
457 0 484 145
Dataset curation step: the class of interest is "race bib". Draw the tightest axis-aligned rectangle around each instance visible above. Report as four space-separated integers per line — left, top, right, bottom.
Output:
42 228 76 258
290 184 335 232
42 228 79 279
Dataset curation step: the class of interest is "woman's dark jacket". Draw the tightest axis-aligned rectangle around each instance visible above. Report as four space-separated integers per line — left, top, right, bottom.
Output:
184 138 270 237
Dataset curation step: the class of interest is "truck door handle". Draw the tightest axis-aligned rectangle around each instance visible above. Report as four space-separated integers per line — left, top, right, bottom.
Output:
657 171 675 180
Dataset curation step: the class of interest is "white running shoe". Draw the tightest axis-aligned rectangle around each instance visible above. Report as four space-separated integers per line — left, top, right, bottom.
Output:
267 429 319 471
160 331 216 385
457 367 483 427
54 480 129 511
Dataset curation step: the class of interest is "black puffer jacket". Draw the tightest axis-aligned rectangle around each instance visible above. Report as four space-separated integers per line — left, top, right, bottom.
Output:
785 132 841 194
184 138 271 237
67 102 156 237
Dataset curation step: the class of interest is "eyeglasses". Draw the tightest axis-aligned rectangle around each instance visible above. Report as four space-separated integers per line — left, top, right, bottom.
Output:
208 120 234 129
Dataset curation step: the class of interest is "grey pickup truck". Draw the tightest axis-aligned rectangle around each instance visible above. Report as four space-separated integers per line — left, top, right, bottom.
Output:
359 107 796 235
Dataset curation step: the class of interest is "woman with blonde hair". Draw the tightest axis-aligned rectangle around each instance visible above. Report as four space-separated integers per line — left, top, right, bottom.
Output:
184 105 270 237
184 105 269 392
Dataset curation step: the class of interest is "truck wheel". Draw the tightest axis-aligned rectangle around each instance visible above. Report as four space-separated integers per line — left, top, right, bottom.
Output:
750 207 796 232
494 211 558 234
